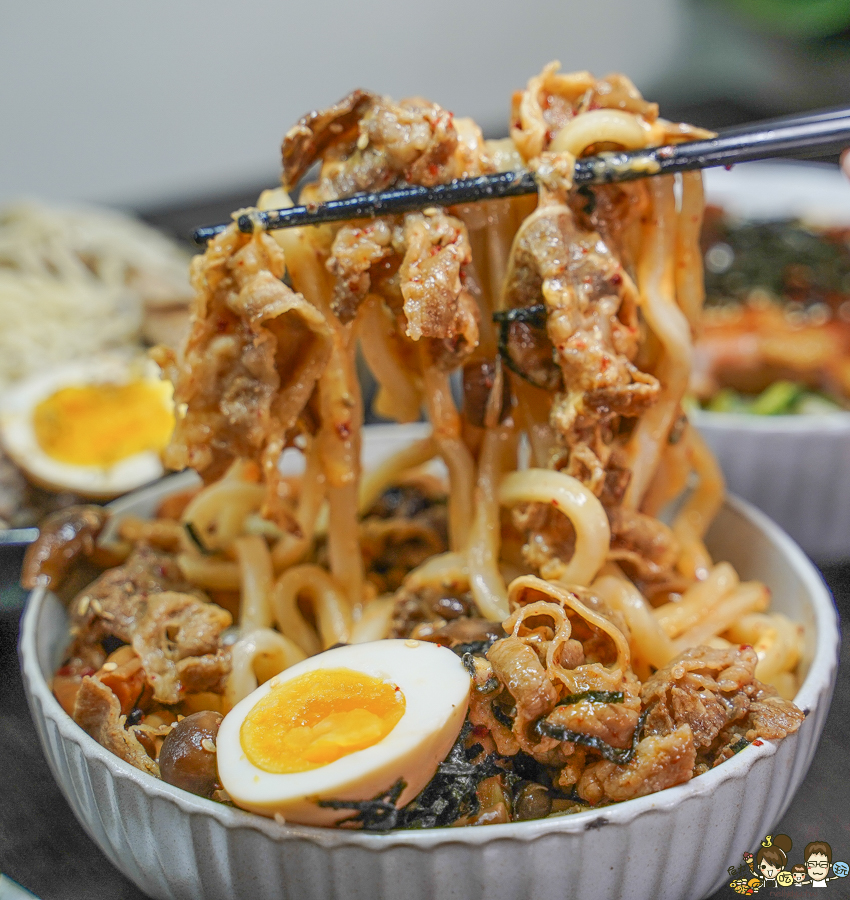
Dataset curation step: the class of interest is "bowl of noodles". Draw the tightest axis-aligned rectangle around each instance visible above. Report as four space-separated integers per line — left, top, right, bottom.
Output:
17 68 841 900
19 429 839 900
691 161 850 561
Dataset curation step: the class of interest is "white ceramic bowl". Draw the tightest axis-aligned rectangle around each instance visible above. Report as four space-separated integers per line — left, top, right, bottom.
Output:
694 161 850 561
689 408 850 561
19 426 840 900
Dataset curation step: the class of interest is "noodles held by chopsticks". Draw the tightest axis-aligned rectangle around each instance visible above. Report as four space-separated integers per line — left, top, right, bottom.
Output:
40 64 805 825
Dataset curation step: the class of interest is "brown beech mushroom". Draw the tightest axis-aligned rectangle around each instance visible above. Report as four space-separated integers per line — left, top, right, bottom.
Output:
158 710 223 799
21 505 109 590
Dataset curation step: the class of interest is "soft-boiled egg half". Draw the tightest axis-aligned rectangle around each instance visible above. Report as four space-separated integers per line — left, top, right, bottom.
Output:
0 353 174 499
216 639 471 826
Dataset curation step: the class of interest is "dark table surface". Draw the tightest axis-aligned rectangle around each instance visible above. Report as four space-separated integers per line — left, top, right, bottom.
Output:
0 557 846 900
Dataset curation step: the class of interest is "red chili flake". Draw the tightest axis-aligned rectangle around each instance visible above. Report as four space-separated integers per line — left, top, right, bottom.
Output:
610 273 622 286
428 163 439 177
725 164 734 171
336 421 352 440
752 739 764 747
472 724 489 738
216 319 228 333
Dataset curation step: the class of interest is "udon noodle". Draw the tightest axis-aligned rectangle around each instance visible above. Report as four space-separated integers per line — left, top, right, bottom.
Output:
34 63 805 827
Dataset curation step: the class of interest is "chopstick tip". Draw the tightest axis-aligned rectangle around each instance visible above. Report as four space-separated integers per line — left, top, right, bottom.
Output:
233 208 266 235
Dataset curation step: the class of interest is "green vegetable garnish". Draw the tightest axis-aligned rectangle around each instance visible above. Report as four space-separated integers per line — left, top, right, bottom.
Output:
703 382 845 415
748 381 805 415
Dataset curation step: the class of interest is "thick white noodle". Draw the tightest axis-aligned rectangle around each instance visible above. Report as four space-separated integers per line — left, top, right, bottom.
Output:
225 627 306 709
499 468 610 586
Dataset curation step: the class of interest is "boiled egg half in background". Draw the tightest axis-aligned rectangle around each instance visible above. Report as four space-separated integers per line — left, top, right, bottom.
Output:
216 639 471 826
0 353 174 499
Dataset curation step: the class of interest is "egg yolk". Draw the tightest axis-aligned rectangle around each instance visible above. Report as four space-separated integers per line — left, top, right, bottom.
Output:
33 380 174 467
240 668 406 774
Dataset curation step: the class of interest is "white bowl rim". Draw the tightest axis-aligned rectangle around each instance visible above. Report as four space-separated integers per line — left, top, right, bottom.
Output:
19 483 840 852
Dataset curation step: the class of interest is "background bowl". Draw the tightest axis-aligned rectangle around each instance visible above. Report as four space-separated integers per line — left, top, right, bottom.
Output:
695 161 850 562
19 427 839 900
689 408 850 561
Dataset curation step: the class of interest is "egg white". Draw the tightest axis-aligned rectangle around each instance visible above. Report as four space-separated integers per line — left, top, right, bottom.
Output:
216 639 471 826
0 352 171 499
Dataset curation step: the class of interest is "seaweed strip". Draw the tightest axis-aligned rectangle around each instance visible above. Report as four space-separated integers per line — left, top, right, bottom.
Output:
492 305 548 328
556 690 624 707
460 651 500 694
492 305 556 387
318 779 406 831
461 652 477 678
319 721 503 832
184 522 212 555
492 703 515 728
729 736 750 755
576 184 596 215
535 710 648 765
453 636 498 659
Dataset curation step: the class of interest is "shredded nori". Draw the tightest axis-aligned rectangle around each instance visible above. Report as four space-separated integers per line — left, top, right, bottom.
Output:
535 709 648 765
491 703 515 729
461 652 500 693
318 779 407 831
492 304 548 328
729 736 750 755
318 721 504 831
492 305 557 388
576 185 596 216
556 690 624 707
184 521 212 555
477 676 501 694
703 217 850 309
453 637 498 660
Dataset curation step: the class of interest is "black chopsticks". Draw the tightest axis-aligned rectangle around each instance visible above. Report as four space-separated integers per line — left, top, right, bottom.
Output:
192 107 850 245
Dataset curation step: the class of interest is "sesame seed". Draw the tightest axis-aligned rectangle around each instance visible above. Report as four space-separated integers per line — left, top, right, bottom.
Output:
201 738 217 753
91 599 104 616
101 662 118 672
77 596 90 616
